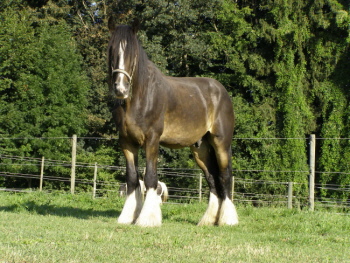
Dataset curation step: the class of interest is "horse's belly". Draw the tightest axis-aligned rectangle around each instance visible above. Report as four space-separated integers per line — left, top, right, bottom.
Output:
159 135 199 148
159 121 208 148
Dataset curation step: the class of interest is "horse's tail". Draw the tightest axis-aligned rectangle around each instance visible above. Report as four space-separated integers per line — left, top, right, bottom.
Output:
228 144 233 201
158 181 168 203
229 144 233 175
139 180 146 201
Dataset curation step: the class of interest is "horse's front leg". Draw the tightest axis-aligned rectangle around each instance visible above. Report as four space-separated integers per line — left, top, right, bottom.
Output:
135 137 162 227
118 143 143 224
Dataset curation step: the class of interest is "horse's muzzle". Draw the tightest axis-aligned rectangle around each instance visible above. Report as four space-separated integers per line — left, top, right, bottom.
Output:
114 82 130 99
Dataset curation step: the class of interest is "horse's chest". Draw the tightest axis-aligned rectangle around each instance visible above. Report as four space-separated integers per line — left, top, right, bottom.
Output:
123 116 145 145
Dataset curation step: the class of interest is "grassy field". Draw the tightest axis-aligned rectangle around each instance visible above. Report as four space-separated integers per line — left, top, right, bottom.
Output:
0 191 349 263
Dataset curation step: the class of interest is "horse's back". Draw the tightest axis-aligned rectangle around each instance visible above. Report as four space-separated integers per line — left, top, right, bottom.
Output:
166 76 230 102
165 76 233 119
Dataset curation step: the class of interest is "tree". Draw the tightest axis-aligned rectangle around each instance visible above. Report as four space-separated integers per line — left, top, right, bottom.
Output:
1 0 349 200
0 6 90 187
207 0 349 200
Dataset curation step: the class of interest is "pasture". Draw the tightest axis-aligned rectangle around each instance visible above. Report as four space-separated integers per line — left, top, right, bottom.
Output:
0 192 349 263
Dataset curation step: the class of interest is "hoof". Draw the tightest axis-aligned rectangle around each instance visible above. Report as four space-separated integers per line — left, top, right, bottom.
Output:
135 188 162 227
217 198 239 226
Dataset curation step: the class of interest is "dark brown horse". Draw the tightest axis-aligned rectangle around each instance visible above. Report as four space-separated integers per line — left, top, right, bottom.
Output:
107 20 238 227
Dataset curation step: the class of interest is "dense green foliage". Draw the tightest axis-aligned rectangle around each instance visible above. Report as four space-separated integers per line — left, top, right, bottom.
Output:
0 2 90 187
1 192 350 262
0 0 349 199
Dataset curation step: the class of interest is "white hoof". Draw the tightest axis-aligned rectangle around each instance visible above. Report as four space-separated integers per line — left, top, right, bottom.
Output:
198 192 220 226
117 188 143 224
135 188 162 227
118 215 134 225
217 198 239 226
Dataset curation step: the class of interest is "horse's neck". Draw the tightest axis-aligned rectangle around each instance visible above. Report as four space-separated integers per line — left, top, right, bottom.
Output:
128 61 165 112
132 60 156 96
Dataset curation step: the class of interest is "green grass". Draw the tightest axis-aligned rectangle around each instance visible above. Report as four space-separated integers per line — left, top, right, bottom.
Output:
0 192 349 263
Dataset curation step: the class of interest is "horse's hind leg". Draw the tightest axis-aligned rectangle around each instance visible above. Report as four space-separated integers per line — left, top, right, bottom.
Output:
118 142 143 224
209 134 239 226
191 139 223 226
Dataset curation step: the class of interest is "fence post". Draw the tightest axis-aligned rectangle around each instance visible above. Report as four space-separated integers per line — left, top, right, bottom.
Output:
199 173 202 202
231 176 235 201
288 182 293 209
92 162 97 198
309 134 316 211
39 156 45 191
71 134 77 194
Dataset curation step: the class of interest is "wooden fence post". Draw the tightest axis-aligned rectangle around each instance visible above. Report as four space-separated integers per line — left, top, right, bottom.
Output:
309 134 316 211
288 182 293 209
199 173 202 202
39 156 45 191
92 162 98 198
231 176 235 201
71 134 77 194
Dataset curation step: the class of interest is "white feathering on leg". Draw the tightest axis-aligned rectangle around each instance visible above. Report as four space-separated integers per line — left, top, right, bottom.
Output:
118 186 143 224
135 188 162 227
217 198 239 226
198 192 220 226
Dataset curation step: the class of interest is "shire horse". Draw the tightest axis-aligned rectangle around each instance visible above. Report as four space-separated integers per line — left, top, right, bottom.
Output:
107 19 238 227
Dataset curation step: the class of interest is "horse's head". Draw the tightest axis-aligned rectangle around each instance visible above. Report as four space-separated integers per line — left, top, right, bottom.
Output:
108 19 139 99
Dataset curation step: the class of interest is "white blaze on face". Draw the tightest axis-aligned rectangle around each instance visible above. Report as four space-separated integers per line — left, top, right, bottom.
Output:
118 40 126 70
116 40 128 95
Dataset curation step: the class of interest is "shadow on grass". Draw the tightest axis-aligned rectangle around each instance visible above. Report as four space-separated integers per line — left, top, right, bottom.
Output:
0 200 199 225
162 205 200 226
163 216 198 226
0 201 120 220
0 203 200 225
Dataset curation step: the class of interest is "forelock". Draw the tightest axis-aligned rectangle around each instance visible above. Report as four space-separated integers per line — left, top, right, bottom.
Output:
108 25 138 65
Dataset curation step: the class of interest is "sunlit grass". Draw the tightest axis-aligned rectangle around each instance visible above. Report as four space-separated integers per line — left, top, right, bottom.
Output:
0 192 349 262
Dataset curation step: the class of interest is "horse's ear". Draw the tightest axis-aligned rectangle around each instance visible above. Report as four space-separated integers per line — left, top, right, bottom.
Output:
108 17 116 32
132 18 140 34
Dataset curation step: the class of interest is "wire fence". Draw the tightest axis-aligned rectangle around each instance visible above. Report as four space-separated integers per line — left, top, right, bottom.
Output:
0 160 349 211
0 136 349 211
